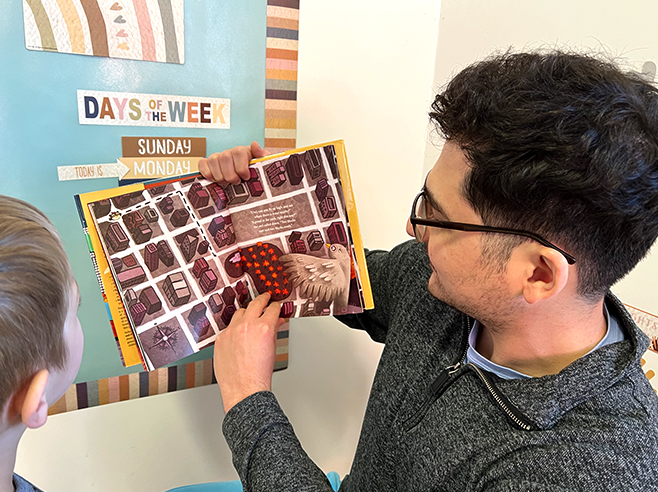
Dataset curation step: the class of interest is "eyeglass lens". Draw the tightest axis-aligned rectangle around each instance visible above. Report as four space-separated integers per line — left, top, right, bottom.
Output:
413 194 427 242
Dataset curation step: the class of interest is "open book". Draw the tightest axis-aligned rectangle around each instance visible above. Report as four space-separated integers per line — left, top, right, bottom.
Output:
76 141 373 371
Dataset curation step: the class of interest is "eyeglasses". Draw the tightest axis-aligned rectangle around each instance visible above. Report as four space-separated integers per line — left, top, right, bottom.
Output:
409 191 576 265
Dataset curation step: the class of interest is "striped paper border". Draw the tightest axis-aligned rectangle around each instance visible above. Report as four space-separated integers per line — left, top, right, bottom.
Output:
49 329 289 415
49 359 215 415
50 1 299 414
264 0 299 153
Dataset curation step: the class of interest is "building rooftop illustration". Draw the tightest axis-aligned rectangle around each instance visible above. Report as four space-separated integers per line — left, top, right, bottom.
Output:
163 272 191 307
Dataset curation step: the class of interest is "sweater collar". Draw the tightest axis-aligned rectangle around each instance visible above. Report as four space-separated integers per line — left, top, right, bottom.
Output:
482 293 650 430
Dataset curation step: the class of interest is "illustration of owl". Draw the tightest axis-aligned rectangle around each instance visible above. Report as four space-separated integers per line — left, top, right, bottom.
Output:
279 244 351 314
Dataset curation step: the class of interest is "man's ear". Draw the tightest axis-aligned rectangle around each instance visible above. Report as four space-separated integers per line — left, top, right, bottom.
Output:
516 246 570 304
11 369 50 429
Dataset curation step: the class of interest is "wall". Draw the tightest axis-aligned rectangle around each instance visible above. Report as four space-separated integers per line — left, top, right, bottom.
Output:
14 1 441 490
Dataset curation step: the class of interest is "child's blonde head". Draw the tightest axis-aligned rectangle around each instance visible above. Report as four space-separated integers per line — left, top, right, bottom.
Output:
0 195 75 412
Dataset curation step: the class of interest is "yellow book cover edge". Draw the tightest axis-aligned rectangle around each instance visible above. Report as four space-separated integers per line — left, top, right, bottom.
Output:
77 184 146 368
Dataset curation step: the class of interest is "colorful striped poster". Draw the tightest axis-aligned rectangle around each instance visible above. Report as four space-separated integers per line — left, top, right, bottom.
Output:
23 0 184 64
264 0 299 153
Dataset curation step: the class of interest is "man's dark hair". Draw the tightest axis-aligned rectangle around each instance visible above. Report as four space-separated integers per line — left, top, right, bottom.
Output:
430 50 658 299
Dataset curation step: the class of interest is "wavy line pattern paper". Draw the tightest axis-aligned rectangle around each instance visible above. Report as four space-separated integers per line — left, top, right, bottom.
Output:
23 0 184 64
627 305 658 393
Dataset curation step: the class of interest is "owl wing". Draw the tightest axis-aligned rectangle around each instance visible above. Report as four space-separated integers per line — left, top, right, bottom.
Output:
279 253 348 302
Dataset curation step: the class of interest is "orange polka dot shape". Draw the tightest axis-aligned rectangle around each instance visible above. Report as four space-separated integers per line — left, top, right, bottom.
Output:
224 242 292 301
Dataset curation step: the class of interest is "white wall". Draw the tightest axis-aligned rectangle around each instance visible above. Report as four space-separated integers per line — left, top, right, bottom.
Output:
427 0 658 315
14 2 441 490
296 2 442 250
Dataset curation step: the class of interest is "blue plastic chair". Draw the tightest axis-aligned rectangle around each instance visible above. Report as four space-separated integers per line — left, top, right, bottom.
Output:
166 471 341 492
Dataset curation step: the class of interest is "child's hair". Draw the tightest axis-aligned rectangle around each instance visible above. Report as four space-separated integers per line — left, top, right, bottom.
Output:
0 195 75 412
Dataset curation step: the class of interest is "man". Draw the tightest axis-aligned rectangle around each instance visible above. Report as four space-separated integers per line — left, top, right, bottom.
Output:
200 50 658 491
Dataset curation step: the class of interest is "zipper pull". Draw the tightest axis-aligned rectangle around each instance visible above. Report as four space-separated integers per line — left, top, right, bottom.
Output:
430 362 461 395
405 362 464 432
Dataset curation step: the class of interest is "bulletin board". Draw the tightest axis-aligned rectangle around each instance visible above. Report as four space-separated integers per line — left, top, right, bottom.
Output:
0 0 300 410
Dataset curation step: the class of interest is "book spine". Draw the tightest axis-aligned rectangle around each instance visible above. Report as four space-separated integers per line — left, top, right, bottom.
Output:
75 195 104 293
74 194 128 367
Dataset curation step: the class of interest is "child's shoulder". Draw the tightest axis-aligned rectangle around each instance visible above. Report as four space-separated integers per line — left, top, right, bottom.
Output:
13 474 44 492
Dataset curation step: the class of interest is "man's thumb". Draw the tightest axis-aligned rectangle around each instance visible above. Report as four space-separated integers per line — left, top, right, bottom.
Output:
251 141 271 158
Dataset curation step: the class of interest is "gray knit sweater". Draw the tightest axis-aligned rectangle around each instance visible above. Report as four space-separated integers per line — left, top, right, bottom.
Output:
13 474 42 492
223 240 658 491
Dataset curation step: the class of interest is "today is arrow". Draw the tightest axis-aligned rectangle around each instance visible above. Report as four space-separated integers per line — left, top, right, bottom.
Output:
57 162 131 181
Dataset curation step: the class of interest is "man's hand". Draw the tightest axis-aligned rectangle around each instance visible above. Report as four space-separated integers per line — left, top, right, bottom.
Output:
199 141 270 184
213 293 284 413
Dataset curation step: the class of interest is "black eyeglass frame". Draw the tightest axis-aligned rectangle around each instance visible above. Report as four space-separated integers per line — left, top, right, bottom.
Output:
409 191 576 265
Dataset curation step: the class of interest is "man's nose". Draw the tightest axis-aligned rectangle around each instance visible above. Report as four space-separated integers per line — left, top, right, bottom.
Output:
406 217 415 238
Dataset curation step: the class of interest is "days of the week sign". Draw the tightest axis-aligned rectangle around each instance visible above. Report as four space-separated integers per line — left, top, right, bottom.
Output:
78 90 230 129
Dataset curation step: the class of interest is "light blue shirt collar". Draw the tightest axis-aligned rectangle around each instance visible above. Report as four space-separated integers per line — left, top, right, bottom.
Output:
464 301 624 380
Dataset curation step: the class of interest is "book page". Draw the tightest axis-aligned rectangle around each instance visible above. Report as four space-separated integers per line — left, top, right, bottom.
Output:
224 144 366 316
88 177 257 370
85 142 368 370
